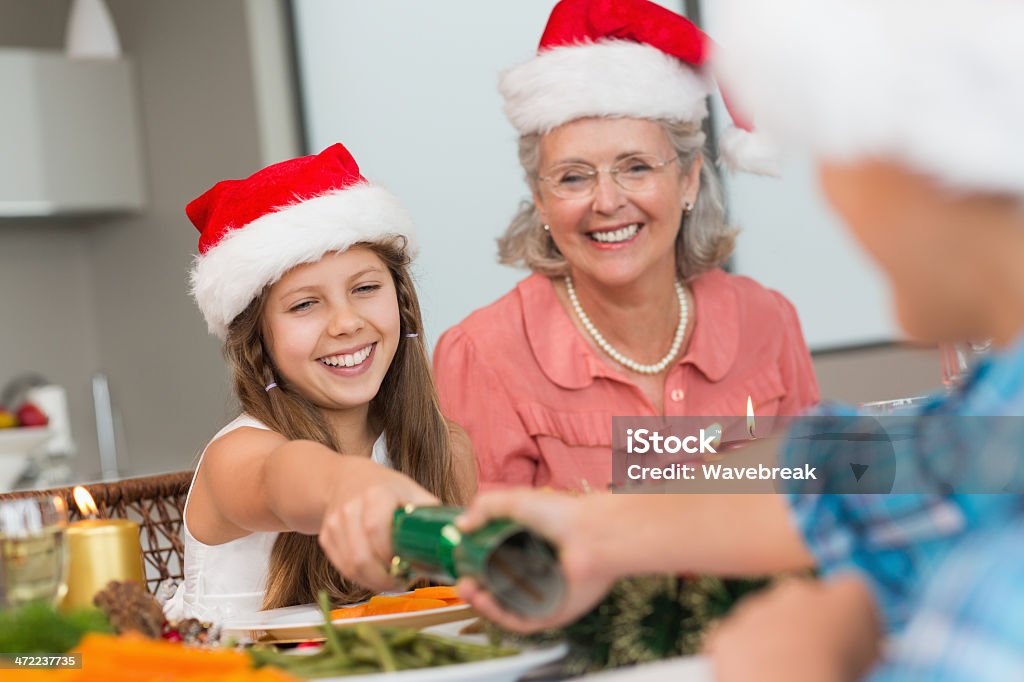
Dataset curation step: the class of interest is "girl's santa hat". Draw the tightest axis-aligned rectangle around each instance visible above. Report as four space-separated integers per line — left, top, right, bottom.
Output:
187 143 416 340
499 0 775 175
712 0 1024 197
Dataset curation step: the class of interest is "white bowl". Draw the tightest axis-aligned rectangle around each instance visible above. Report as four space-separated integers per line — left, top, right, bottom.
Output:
0 427 51 491
0 427 52 456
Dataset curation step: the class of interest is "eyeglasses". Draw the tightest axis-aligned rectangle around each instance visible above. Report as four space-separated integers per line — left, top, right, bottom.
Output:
537 154 680 199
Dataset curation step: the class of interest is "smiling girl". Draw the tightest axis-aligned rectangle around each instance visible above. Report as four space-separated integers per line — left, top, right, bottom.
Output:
164 144 475 622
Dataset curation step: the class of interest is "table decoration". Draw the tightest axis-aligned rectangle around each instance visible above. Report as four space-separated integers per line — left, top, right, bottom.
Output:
60 486 145 611
0 599 111 656
482 574 771 675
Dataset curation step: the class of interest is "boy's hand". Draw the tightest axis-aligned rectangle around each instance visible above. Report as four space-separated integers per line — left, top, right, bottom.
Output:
454 488 618 632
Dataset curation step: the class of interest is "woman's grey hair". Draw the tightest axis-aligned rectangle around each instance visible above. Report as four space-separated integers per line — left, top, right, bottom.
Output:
497 119 737 281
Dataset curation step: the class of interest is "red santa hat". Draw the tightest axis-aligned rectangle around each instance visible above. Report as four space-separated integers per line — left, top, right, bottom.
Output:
187 143 416 340
499 0 776 175
712 0 1024 196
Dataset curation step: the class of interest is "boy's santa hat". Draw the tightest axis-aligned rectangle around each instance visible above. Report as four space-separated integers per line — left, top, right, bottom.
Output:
187 143 416 340
712 0 1024 197
499 0 775 175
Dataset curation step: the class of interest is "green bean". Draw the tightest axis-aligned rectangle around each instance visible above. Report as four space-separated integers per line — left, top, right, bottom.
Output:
292 661 351 678
388 628 419 648
355 623 398 672
412 639 435 664
394 650 424 668
348 643 380 665
317 592 352 665
418 632 519 659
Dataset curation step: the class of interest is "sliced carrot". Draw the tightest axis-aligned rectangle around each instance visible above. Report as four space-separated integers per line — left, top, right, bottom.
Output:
332 593 461 620
362 595 448 616
330 604 368 619
410 586 459 600
77 632 251 673
33 633 301 681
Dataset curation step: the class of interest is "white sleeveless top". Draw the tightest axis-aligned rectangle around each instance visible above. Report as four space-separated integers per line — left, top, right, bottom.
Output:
164 414 391 623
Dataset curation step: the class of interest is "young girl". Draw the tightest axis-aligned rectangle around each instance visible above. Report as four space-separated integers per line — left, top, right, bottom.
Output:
164 143 476 623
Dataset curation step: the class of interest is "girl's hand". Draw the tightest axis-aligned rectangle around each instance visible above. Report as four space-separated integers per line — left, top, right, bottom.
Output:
453 489 618 633
704 575 881 682
318 472 438 592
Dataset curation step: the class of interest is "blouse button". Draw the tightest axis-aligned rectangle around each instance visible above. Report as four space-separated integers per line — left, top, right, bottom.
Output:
670 388 685 402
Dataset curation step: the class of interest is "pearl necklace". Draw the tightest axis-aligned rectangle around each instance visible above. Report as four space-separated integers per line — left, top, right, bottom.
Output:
564 275 688 375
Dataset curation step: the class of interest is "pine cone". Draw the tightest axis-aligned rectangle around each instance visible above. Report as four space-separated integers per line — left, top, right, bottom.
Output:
93 580 166 639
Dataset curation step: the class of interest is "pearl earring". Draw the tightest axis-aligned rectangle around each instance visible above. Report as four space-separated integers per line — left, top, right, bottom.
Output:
543 224 551 232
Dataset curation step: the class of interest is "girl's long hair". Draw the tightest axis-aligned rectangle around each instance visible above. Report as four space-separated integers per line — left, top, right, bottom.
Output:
223 237 461 609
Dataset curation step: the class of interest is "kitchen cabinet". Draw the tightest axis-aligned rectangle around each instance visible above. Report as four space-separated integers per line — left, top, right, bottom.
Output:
0 48 145 216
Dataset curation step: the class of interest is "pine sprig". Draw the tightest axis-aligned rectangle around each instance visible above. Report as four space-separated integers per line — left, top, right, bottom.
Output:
485 574 771 674
0 601 113 654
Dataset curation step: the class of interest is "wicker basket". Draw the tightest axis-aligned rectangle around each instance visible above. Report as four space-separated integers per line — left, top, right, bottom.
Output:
0 470 192 594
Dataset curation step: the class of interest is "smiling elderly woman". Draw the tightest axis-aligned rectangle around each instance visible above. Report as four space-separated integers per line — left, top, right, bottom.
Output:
433 0 819 492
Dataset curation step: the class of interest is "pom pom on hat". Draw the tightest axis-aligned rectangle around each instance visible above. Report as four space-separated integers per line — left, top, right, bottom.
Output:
187 143 416 340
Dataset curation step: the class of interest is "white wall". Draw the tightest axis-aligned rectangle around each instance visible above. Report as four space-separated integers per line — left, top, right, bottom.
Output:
718 153 899 349
701 3 899 349
293 0 686 348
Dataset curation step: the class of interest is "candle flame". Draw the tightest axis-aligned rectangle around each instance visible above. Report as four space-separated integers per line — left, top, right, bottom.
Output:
746 396 756 438
73 486 99 517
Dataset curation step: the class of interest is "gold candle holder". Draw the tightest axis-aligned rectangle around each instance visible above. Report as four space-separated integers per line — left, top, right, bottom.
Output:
60 487 145 611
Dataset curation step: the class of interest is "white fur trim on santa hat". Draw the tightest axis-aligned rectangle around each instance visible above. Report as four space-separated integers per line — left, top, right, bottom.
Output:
718 126 780 177
190 184 416 340
712 0 1024 196
500 40 711 135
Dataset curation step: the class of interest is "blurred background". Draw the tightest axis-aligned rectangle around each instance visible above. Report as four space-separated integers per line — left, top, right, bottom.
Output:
0 0 941 491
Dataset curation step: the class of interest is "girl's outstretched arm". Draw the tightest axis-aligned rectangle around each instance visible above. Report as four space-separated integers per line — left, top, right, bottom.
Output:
186 426 436 545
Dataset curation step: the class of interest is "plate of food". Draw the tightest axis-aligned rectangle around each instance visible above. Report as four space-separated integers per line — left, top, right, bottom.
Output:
223 587 475 643
248 617 568 682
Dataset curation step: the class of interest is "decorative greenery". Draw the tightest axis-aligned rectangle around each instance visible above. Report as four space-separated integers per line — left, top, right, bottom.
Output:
0 600 113 654
486 574 771 674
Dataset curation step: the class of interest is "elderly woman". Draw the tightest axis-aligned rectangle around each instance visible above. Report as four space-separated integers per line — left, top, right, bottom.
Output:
433 0 819 492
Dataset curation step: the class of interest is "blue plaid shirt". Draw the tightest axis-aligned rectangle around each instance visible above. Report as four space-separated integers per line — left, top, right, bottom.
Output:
783 337 1024 638
868 519 1024 681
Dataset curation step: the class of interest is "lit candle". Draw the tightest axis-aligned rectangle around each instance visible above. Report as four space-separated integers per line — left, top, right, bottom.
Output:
60 486 145 611
713 396 759 451
747 395 756 439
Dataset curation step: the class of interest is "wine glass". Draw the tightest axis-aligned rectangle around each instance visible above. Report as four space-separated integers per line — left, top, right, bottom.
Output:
0 495 69 608
940 341 992 391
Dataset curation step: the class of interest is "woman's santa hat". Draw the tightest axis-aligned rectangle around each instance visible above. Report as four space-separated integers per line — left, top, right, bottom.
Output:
499 0 774 174
712 0 1024 197
187 143 416 340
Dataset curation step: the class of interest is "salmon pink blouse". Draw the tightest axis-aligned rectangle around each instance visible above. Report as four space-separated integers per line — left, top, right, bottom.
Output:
433 270 819 492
